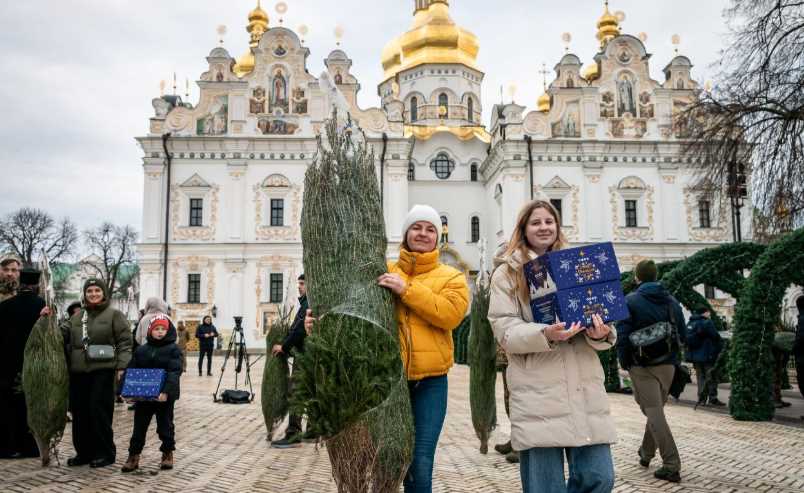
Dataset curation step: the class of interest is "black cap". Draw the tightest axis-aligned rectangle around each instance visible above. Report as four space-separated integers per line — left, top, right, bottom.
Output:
298 273 305 281
19 268 41 286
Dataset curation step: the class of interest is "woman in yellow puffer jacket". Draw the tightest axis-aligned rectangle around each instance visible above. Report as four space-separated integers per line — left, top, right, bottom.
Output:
377 204 469 492
306 204 469 493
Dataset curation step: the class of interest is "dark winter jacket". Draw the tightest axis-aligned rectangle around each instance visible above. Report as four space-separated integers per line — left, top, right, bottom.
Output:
61 279 132 373
127 321 182 400
195 322 219 350
793 312 804 359
685 314 723 364
0 289 46 390
281 295 309 355
616 281 687 369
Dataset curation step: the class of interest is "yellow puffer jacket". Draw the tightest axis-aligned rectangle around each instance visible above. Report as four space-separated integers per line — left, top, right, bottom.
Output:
389 248 469 381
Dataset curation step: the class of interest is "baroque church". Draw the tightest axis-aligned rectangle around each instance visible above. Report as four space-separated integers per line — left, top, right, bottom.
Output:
137 0 739 345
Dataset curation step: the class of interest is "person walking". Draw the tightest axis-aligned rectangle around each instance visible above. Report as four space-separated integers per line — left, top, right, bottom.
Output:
0 268 46 459
616 259 686 483
58 278 132 468
685 306 724 407
121 315 182 472
305 204 470 492
175 321 191 373
488 200 617 493
196 316 218 376
271 274 313 448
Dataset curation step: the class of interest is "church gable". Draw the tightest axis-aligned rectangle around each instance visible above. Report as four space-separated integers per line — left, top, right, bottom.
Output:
180 173 212 189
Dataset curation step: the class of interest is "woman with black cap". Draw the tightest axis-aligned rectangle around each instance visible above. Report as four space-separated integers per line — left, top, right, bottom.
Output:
55 278 132 468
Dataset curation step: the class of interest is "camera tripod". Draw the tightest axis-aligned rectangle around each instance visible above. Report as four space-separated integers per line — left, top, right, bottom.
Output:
213 317 256 403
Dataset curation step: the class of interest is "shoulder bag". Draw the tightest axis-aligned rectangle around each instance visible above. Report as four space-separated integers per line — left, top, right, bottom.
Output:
82 310 116 362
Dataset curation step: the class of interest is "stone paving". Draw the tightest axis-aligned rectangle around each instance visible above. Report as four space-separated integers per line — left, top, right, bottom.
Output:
2 359 803 493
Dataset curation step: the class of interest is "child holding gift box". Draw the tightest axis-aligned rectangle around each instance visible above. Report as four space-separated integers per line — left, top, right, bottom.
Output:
121 315 182 473
488 200 617 493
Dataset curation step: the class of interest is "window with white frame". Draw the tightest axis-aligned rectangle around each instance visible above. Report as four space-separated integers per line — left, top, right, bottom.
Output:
261 174 292 228
270 199 284 226
189 198 203 227
625 199 638 227
698 199 712 228
187 274 201 303
615 176 648 228
430 152 455 179
410 96 419 122
470 216 480 243
269 273 283 303
470 164 478 182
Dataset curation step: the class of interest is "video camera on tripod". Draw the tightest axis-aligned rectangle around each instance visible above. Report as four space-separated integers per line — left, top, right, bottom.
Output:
213 316 260 404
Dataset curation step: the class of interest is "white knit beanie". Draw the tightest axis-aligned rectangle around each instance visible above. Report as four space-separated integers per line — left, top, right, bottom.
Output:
402 204 442 239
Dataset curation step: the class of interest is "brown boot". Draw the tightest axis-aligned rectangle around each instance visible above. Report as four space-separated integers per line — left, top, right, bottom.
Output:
160 451 174 470
121 454 139 473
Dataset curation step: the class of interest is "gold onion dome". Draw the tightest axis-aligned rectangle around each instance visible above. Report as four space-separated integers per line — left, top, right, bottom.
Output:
233 1 270 77
582 62 600 81
381 0 480 82
596 2 620 49
537 92 551 112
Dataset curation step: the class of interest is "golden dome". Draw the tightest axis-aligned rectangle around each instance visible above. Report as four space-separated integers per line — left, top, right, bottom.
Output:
233 1 270 78
537 92 551 112
381 0 480 82
596 2 620 49
582 62 600 81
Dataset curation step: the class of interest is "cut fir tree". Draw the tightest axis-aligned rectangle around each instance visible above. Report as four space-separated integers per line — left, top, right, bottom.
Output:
292 111 413 492
261 306 291 439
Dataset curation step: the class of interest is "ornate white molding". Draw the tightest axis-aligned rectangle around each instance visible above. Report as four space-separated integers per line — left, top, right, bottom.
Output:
609 185 655 241
683 188 731 242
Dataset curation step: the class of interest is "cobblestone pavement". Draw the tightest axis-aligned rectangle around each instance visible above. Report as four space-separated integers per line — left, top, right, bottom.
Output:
2 361 803 493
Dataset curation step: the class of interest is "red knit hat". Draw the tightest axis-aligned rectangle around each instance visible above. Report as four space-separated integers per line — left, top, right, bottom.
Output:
148 315 170 336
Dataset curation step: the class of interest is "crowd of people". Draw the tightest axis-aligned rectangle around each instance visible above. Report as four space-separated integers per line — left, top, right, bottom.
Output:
1 201 803 493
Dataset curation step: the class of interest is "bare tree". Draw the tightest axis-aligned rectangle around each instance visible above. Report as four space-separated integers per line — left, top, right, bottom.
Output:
681 0 804 235
0 208 78 266
82 223 138 298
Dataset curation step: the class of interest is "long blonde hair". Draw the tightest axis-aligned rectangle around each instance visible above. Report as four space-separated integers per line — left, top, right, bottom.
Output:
503 199 568 260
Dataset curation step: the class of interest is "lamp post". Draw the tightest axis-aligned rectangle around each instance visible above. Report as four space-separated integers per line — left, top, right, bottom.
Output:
727 160 747 242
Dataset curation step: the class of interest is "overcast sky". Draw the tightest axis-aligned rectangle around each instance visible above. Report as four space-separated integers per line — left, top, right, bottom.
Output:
0 0 730 238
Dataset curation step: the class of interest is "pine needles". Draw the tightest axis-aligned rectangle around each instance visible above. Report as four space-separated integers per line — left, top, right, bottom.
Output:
261 306 291 438
293 111 413 492
468 280 496 454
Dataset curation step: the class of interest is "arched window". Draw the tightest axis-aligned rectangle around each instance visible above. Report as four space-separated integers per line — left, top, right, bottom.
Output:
429 152 455 179
470 216 480 243
470 164 478 182
410 96 418 122
407 161 415 181
566 76 574 88
438 93 449 118
467 97 474 123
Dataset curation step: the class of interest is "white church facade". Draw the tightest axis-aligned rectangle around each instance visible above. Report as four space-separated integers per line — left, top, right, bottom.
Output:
136 0 742 345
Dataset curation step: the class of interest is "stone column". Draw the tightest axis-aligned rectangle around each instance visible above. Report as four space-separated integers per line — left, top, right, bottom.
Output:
583 163 604 241
659 163 680 241
385 160 410 243
143 158 166 243
227 161 248 241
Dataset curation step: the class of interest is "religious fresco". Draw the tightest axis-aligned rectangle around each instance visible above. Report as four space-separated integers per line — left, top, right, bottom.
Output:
551 102 581 138
196 96 228 136
610 116 647 138
672 99 691 138
270 69 289 112
250 86 266 114
257 118 299 135
292 88 308 114
617 74 636 117
639 91 654 118
600 91 615 118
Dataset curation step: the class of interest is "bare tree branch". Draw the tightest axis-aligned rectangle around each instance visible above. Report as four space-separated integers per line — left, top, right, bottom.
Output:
0 208 78 266
82 223 138 298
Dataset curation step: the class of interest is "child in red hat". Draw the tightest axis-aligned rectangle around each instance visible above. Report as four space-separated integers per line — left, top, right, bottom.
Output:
121 315 182 472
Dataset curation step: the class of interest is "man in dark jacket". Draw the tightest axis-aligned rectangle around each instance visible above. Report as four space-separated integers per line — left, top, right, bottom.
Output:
616 259 686 483
685 306 724 407
270 274 311 448
195 316 218 376
0 268 45 459
793 297 804 403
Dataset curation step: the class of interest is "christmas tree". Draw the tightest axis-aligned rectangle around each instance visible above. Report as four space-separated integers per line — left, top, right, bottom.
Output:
469 239 496 454
292 110 413 492
261 306 291 439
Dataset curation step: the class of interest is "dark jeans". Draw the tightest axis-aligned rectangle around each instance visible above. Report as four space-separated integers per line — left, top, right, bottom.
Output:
693 362 718 402
128 400 176 454
70 370 116 461
404 374 448 493
796 356 804 399
0 389 39 458
520 444 615 493
198 347 213 374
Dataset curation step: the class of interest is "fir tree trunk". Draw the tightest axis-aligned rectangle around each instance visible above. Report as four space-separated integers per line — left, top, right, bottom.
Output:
292 112 413 492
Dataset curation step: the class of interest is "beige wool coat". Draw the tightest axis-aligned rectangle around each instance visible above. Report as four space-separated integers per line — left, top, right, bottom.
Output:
488 249 618 451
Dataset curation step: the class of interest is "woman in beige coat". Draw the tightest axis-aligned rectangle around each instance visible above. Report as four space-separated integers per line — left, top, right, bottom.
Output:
488 200 617 493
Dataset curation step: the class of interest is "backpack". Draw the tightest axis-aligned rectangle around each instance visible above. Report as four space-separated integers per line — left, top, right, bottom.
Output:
685 321 704 350
628 302 679 366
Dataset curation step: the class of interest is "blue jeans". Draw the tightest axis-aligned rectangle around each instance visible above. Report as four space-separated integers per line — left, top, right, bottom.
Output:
520 444 615 493
404 375 448 493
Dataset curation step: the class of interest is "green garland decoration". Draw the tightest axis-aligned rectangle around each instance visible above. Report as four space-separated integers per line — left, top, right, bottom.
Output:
291 112 413 491
468 280 496 454
261 306 291 438
729 228 804 421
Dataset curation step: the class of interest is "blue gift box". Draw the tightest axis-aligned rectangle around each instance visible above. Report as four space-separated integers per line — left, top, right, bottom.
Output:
526 242 621 292
530 281 628 327
121 369 166 400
